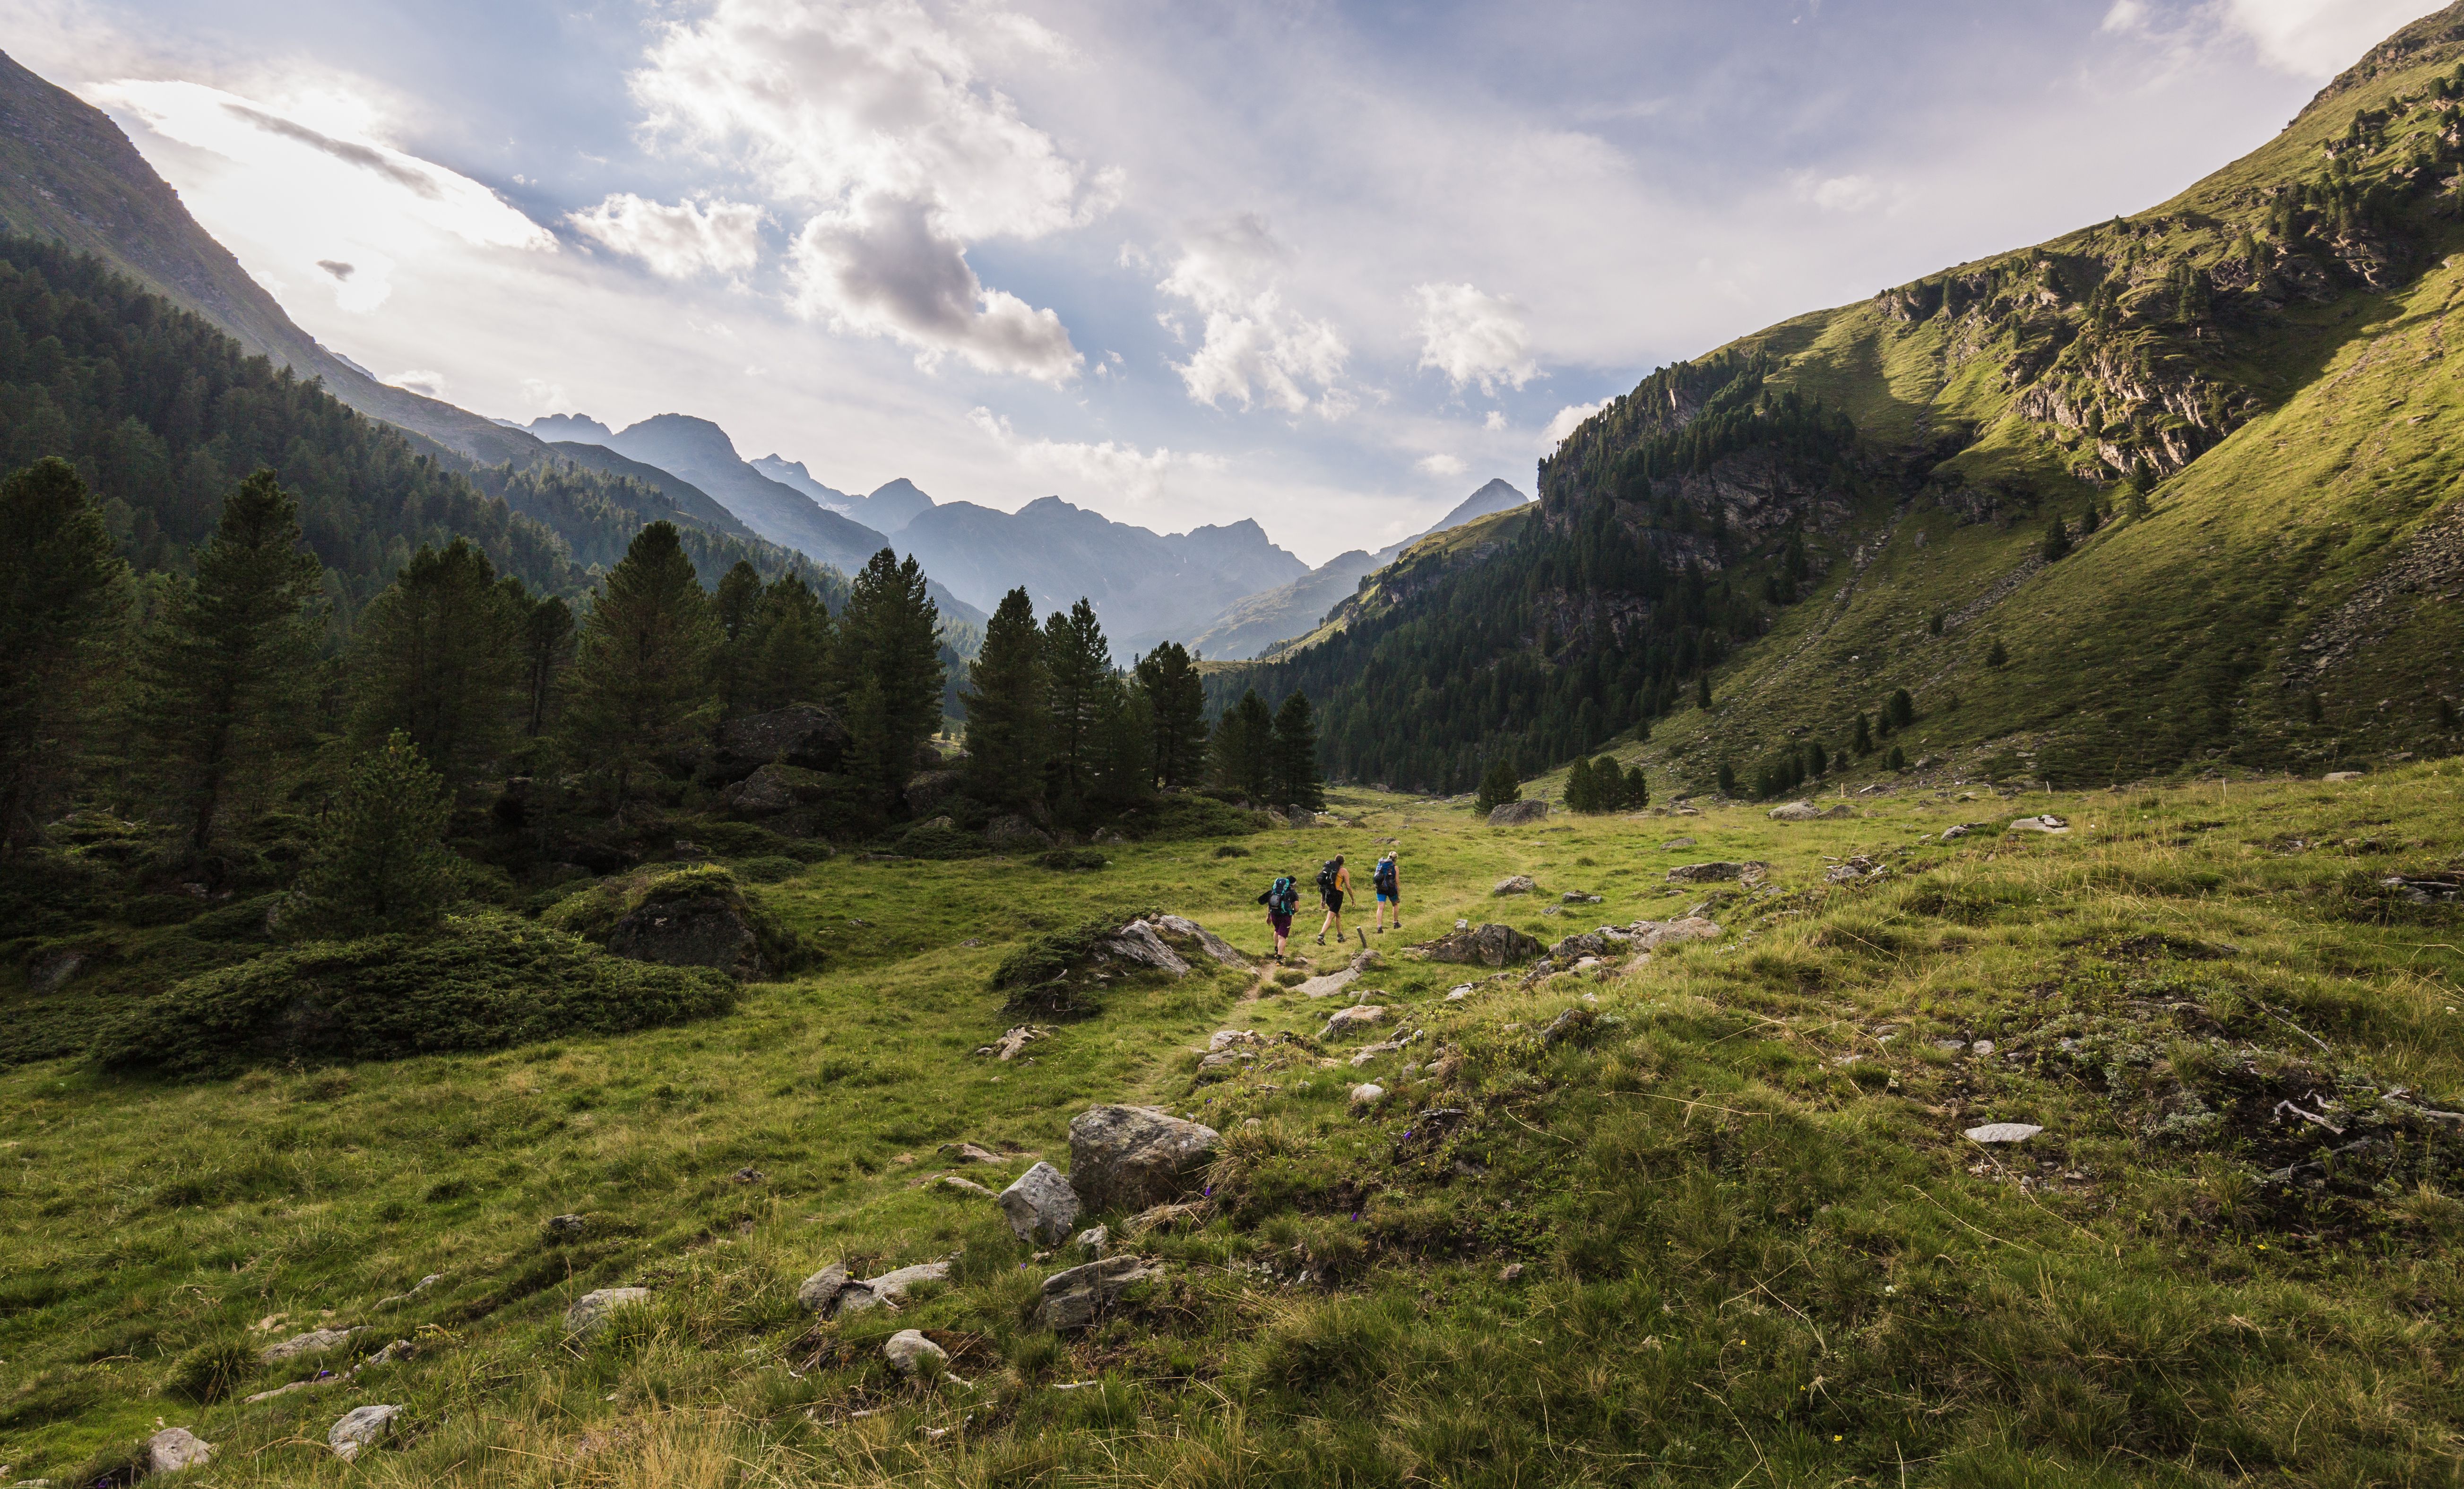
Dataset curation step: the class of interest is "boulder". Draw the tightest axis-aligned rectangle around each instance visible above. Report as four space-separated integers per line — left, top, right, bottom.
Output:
1635 916 1722 950
1293 967 1358 998
903 768 963 817
327 1404 402 1462
985 814 1056 851
1349 1082 1386 1108
1492 875 1538 896
564 1287 653 1337
1072 1224 1109 1257
2005 815 2070 834
1150 914 1251 968
1067 1106 1220 1213
1941 824 1975 841
710 704 850 781
147 1427 214 1474
1767 800 1822 821
1660 836 1696 849
884 1329 949 1378
832 1260 951 1317
999 1162 1081 1245
1964 1122 2043 1144
1033 1255 1160 1331
795 1263 849 1314
1093 921 1191 976
1550 927 1632 962
2324 770 2366 783
1667 861 1765 884
1487 800 1548 826
607 897 761 980
1419 923 1547 968
1318 1005 1388 1040
1821 804 1857 818
722 762 816 816
1560 891 1601 904
260 1326 362 1365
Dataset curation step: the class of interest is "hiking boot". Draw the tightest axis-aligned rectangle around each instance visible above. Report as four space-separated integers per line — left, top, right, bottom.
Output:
1314 935 1325 946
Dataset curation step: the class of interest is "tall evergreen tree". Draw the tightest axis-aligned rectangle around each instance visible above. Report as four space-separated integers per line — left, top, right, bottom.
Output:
561 521 720 802
2042 516 2072 562
1565 756 1596 813
138 469 324 853
742 573 832 712
1270 689 1325 810
836 548 943 801
1041 599 1112 807
961 587 1046 810
1210 689 1276 801
346 538 524 788
0 458 128 855
1091 674 1155 808
713 559 765 716
290 730 452 933
1472 757 1520 816
519 594 576 739
1623 763 1649 809
1135 641 1209 789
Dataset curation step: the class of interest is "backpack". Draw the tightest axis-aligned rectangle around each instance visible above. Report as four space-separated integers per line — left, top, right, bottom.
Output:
1374 859 1397 894
1317 860 1340 896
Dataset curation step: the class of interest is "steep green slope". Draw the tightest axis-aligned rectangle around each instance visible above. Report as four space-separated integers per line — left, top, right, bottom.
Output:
1248 6 2464 795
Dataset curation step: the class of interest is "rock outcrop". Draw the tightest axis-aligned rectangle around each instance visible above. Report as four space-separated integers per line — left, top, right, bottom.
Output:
328 1404 402 1461
1487 800 1548 826
1667 861 1768 885
832 1260 951 1317
1033 1255 1161 1330
260 1326 362 1365
607 894 763 980
709 705 849 782
1492 875 1538 895
1000 1162 1081 1245
1417 923 1547 967
1767 800 1821 821
1067 1106 1219 1213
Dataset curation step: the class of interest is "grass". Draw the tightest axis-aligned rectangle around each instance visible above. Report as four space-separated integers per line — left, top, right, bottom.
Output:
3 768 2462 1484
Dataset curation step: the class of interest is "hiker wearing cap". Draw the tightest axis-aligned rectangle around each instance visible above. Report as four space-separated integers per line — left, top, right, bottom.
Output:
1314 854 1350 946
1372 851 1402 933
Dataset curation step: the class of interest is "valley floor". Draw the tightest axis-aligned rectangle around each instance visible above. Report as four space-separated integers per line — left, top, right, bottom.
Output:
6 769 2464 1486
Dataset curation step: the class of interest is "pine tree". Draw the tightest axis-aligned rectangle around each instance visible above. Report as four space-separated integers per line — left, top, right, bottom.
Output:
1472 757 1520 816
518 595 575 739
713 559 766 716
1887 744 1907 772
1853 712 1874 756
561 521 721 802
290 730 453 933
1270 689 1325 810
139 469 325 853
1987 638 2009 669
1716 760 1738 797
1624 763 1649 809
1135 641 1209 789
1091 674 1155 808
0 458 128 855
1565 756 1595 813
1888 688 1915 729
742 574 831 712
1697 674 1714 710
1211 689 1276 801
1808 740 1828 776
837 549 944 803
346 538 524 788
961 588 1046 810
1040 599 1112 808
2042 516 2072 562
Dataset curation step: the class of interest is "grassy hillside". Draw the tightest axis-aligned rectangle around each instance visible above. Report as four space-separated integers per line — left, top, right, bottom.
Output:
4 766 2461 1484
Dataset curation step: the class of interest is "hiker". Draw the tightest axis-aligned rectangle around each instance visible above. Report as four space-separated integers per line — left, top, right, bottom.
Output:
1315 854 1350 946
1256 870 1301 961
1372 851 1402 934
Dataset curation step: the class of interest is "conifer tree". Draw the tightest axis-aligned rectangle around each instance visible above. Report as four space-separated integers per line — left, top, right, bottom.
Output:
961 588 1046 810
519 595 575 739
1987 637 2009 669
837 549 943 802
1887 744 1907 772
1270 689 1325 811
1565 756 1595 813
1853 712 1874 756
713 560 766 716
1092 674 1155 808
1716 760 1738 797
1040 599 1112 808
1697 674 1714 710
561 521 720 802
346 538 524 788
139 469 325 853
0 457 127 856
1472 757 1520 816
2042 516 2072 562
290 730 452 933
742 574 831 712
1888 688 1915 730
1624 763 1649 809
1134 641 1209 789
1211 689 1276 801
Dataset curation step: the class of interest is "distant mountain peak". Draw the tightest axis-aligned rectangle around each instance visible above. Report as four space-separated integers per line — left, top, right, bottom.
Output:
527 413 615 445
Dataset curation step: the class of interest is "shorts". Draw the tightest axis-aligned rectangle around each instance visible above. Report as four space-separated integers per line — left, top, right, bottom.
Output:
1323 891 1345 913
1269 911 1292 935
1376 890 1399 904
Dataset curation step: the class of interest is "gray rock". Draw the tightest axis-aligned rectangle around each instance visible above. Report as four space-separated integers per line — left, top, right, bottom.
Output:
1560 891 1602 904
796 1263 849 1313
1941 824 1975 841
1492 874 1538 896
832 1260 951 1317
1767 800 1822 821
259 1326 362 1365
1964 1123 2043 1144
710 704 850 780
932 1173 997 1197
1072 1224 1109 1258
1150 914 1251 968
372 1274 443 1309
1317 1005 1388 1040
1349 1082 1385 1108
1634 917 1722 951
1292 967 1358 998
1067 1106 1220 1213
1093 921 1191 976
360 1339 416 1368
327 1404 402 1461
939 1141 1006 1164
1487 800 1548 826
1419 922 1546 967
1660 836 1696 849
723 762 811 816
1033 1255 1160 1330
545 1213 588 1236
883 1329 949 1378
1000 1162 1081 1245
985 814 1056 851
147 1427 214 1474
607 895 763 980
563 1287 653 1337
2324 770 2366 783
1666 861 1767 884
903 768 963 817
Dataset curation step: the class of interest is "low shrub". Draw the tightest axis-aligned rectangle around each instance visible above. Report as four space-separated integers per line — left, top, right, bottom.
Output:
539 865 814 977
898 821 981 860
733 855 806 884
1134 793 1271 840
1213 844 1252 859
693 820 833 861
1037 847 1109 871
162 1338 255 1403
95 913 737 1078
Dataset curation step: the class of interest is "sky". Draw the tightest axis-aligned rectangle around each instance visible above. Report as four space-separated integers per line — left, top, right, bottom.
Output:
0 0 2445 564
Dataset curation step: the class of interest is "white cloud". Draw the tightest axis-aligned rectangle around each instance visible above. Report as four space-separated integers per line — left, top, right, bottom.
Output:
971 407 1224 502
388 369 449 397
2219 0 2449 77
1806 173 1885 212
1412 282 1538 395
1484 410 1507 432
1156 214 1349 415
2100 1 2150 34
1414 453 1466 477
628 0 1105 380
569 194 764 281
1541 401 1605 448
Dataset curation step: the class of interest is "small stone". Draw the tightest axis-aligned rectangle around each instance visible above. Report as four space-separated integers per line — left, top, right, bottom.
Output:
2324 771 2365 783
546 1213 588 1237
327 1404 402 1461
833 1260 952 1317
1964 1122 2043 1144
938 1141 1006 1164
1767 800 1821 821
1072 1224 1109 1257
372 1274 444 1309
259 1326 362 1365
1970 1039 1996 1056
933 1173 997 1196
1318 1005 1388 1040
883 1329 948 1378
1941 825 1974 841
1033 1255 1160 1330
1350 1082 1385 1108
147 1427 214 1474
1660 836 1695 849
1492 875 1538 896
1497 1263 1525 1283
1293 967 1359 998
564 1287 653 1337
796 1263 849 1313
999 1162 1081 1246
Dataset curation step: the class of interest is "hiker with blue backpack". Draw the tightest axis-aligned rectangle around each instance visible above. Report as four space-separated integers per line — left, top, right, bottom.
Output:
1256 870 1301 961
1372 851 1402 934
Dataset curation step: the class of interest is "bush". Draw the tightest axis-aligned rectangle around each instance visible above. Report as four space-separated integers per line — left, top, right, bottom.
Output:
990 907 1160 996
1136 793 1269 840
539 865 814 978
733 855 806 884
95 912 738 1077
692 819 832 861
1213 844 1251 859
898 821 980 859
1037 847 1109 871
163 1338 255 1403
